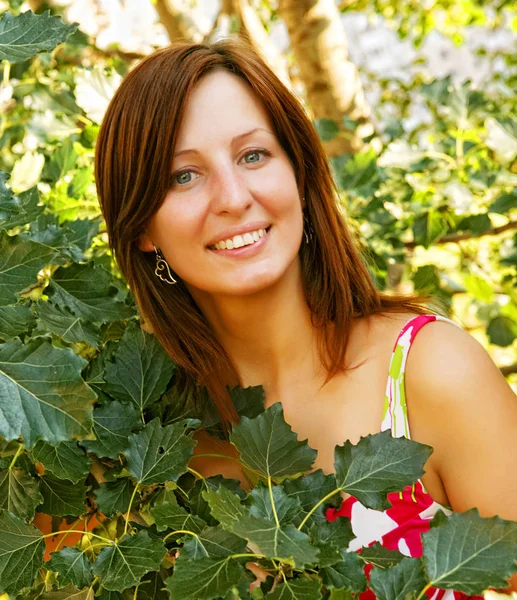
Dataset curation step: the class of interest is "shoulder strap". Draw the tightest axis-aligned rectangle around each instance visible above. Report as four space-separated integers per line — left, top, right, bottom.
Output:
380 314 459 438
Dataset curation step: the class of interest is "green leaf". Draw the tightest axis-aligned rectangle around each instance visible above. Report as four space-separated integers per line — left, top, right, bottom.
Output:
32 440 91 483
268 579 322 600
413 211 447 248
46 139 79 182
125 417 199 485
490 190 517 214
47 264 134 324
103 322 174 411
487 316 517 347
80 400 141 459
25 214 85 265
179 525 247 560
0 304 35 341
230 403 317 481
282 469 339 528
47 547 92 588
0 10 77 63
247 483 302 525
0 174 43 229
320 551 367 592
39 474 86 516
334 431 433 510
92 530 166 592
358 543 405 568
315 118 339 142
167 555 244 600
308 519 354 555
463 274 494 303
151 493 206 534
94 478 135 516
369 557 427 600
0 510 45 596
456 214 492 235
0 467 43 519
423 509 517 594
34 301 101 348
187 475 247 525
63 218 99 252
0 232 56 306
0 337 95 447
137 571 170 600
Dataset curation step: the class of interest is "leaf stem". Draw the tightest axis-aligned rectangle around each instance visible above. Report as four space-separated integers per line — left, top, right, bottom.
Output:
3 61 10 86
416 583 432 600
297 488 341 531
123 483 140 535
268 476 280 528
192 453 240 461
54 515 85 552
187 466 205 480
132 583 140 600
163 529 198 542
9 444 24 469
231 552 266 560
41 529 110 544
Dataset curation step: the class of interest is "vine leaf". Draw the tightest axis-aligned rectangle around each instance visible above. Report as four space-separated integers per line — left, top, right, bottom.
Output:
151 493 206 534
320 551 367 593
179 525 247 560
268 579 323 600
0 174 43 229
423 509 517 594
0 510 45 596
34 301 102 348
32 440 91 483
334 431 433 510
80 400 141 459
0 10 77 63
92 530 166 592
47 547 93 588
0 304 35 341
39 474 86 516
103 322 175 411
229 403 317 481
246 483 302 525
369 557 427 600
94 479 135 517
0 338 95 447
359 543 405 568
124 417 199 486
0 467 43 519
166 555 244 600
47 263 134 324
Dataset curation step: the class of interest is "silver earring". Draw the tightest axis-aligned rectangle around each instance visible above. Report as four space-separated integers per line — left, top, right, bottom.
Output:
153 245 177 285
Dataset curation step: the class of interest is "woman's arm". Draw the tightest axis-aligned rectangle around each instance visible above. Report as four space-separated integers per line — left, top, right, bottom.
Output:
406 321 517 591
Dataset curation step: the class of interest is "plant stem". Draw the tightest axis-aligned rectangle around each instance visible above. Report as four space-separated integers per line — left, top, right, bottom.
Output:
3 61 10 85
416 583 432 600
231 553 266 560
9 444 24 469
123 484 140 535
132 583 140 600
187 466 205 480
192 453 239 461
297 488 341 531
41 529 110 543
163 529 198 542
268 476 280 528
54 515 85 552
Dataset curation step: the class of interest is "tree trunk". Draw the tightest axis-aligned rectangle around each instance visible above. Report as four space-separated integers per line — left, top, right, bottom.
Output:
278 0 373 156
153 0 202 43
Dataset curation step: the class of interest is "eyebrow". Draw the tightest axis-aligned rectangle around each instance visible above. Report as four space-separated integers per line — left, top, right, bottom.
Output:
173 127 273 158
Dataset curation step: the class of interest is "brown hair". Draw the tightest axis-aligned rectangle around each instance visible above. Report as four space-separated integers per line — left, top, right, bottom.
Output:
95 38 439 433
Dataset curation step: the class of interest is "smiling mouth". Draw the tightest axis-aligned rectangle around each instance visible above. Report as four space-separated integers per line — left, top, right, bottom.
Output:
208 227 271 251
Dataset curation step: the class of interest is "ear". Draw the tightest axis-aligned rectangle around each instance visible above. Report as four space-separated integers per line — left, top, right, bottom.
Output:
138 231 155 252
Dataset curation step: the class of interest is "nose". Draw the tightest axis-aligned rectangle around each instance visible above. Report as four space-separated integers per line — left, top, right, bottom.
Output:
210 162 253 216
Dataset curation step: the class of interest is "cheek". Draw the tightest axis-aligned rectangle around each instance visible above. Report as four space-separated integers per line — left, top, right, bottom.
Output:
151 195 207 247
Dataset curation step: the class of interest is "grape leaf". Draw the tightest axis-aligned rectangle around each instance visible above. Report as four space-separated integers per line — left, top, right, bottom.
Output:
0 467 42 519
187 475 247 525
334 431 433 510
151 494 206 534
423 509 517 594
47 263 134 324
166 555 244 600
94 479 135 517
0 304 35 341
138 571 170 600
39 474 86 516
0 510 45 596
47 547 93 588
0 174 43 229
320 551 367 592
0 10 77 63
369 557 427 600
80 400 141 459
246 483 302 525
308 519 354 555
125 417 199 485
103 322 174 411
0 337 95 447
229 403 317 481
179 525 247 560
34 301 101 348
32 440 91 483
268 579 323 600
359 543 405 568
92 530 166 592
0 232 56 306
63 219 100 252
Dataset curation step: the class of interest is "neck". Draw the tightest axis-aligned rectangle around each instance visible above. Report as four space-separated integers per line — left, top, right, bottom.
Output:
190 260 324 396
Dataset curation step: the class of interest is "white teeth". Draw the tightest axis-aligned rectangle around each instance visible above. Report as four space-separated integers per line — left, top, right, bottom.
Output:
212 228 268 250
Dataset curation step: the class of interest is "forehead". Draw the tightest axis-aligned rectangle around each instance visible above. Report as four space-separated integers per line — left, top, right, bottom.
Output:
174 71 274 146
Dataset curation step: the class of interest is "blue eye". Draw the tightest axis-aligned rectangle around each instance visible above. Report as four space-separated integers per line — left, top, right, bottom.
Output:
175 171 192 185
244 151 261 163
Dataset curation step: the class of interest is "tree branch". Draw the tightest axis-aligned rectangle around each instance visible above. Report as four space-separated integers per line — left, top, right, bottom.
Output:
500 363 517 377
405 220 517 250
153 0 203 43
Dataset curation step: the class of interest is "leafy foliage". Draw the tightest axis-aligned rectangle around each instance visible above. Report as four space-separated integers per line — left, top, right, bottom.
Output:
0 5 516 600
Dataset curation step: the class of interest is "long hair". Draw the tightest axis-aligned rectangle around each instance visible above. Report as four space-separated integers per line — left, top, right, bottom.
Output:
95 38 438 433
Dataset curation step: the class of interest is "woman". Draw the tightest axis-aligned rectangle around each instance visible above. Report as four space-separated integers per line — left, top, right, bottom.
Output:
95 39 517 593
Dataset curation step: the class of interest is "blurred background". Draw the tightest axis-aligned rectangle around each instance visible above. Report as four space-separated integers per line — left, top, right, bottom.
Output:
1 0 517 390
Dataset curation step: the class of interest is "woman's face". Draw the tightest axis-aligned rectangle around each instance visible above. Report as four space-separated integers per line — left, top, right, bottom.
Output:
140 70 304 298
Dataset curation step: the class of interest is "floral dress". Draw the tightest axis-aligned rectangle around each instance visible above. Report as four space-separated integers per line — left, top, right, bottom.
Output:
326 314 482 600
